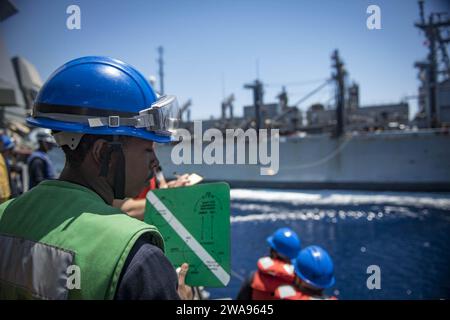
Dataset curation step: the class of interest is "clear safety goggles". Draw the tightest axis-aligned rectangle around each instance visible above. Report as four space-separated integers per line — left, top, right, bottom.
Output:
139 95 180 135
88 95 180 136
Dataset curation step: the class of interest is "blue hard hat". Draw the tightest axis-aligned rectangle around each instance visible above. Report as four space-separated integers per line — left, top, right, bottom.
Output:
1 135 15 150
293 245 335 289
267 227 301 260
27 56 177 144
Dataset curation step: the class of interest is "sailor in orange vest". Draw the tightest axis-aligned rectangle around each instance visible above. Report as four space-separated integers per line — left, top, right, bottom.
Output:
274 245 337 300
236 227 301 300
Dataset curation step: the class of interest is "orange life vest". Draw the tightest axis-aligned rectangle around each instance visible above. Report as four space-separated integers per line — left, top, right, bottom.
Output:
136 177 157 199
274 285 337 300
250 257 295 300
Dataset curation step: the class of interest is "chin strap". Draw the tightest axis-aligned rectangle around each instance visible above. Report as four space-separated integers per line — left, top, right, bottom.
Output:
99 136 126 199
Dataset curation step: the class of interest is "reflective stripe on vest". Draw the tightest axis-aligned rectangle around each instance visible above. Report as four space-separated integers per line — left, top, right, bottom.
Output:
0 180 164 299
257 257 294 281
251 257 295 300
276 285 299 299
274 285 338 300
0 234 74 299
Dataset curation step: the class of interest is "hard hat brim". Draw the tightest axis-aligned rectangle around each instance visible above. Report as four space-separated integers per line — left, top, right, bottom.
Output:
294 263 336 289
266 236 276 251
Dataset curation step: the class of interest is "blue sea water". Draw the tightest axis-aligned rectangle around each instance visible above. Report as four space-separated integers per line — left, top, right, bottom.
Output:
206 189 450 300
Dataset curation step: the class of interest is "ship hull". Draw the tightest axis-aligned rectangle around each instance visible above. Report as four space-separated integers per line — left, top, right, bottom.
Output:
156 130 450 192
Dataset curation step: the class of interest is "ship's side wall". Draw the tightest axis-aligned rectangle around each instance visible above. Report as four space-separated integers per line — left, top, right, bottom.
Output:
156 131 450 191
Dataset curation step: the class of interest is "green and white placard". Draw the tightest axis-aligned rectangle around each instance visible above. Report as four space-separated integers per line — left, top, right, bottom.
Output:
144 182 230 287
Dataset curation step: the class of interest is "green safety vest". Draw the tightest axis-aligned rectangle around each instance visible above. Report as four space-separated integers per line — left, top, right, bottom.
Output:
0 180 164 300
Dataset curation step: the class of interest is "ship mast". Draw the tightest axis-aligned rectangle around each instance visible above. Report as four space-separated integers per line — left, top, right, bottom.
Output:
414 0 450 128
244 79 264 132
332 49 346 137
157 46 165 95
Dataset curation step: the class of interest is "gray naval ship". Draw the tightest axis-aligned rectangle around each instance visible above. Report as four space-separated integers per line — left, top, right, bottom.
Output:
156 1 450 192
0 0 449 192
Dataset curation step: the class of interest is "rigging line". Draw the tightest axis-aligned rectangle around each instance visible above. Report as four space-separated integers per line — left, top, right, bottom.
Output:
281 135 353 170
264 78 329 87
293 80 332 107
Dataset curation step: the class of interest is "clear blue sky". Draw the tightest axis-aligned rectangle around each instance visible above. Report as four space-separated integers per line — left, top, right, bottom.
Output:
1 0 449 119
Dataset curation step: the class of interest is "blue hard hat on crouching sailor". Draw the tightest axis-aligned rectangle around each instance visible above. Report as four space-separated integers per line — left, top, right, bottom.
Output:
26 56 180 198
267 227 302 260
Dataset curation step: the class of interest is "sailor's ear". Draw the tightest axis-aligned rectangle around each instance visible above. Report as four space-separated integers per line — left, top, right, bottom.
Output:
91 139 109 166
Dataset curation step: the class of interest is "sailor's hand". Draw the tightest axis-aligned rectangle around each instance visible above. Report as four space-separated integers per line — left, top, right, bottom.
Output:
177 263 194 300
167 174 190 188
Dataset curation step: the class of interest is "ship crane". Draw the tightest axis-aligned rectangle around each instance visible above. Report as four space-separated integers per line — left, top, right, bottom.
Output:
179 99 192 122
271 82 331 128
221 94 234 120
277 86 289 110
414 0 450 128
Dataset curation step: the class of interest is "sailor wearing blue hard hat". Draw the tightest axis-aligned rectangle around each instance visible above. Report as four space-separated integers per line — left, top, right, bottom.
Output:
27 128 57 189
274 245 337 300
0 56 191 300
267 227 302 261
1 134 15 151
237 227 302 300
